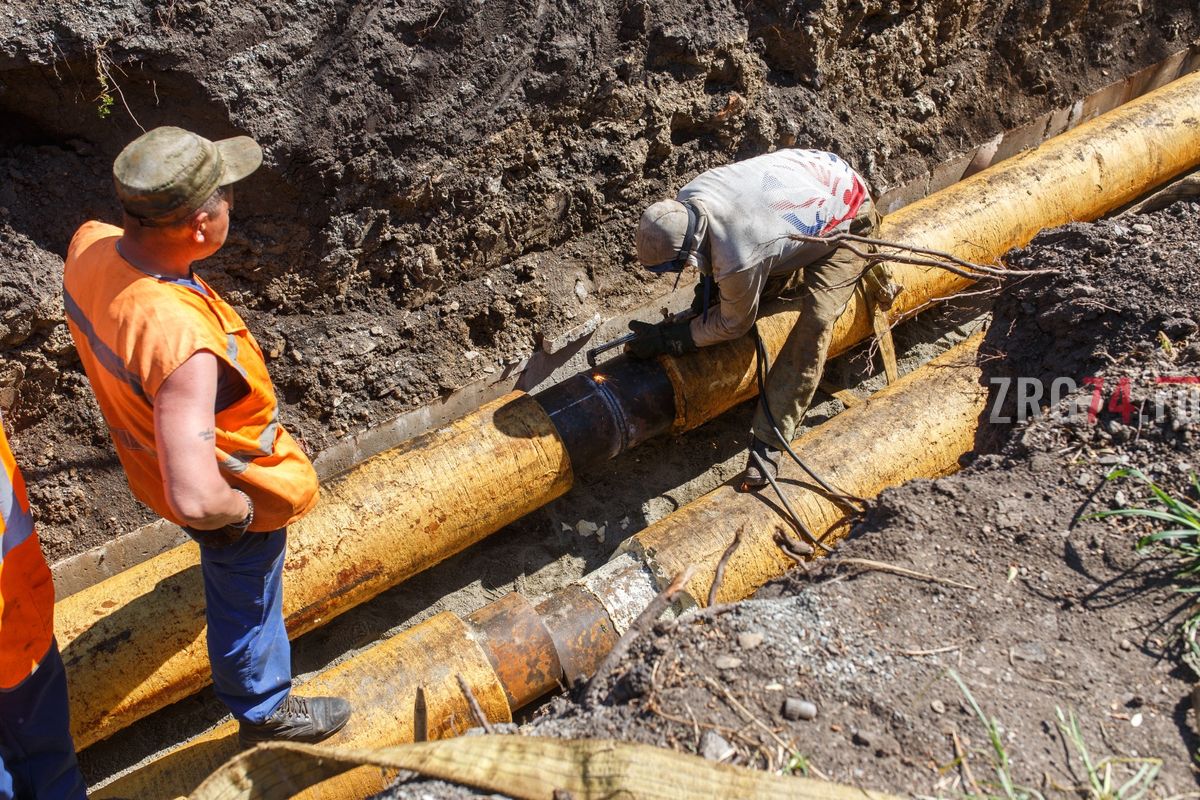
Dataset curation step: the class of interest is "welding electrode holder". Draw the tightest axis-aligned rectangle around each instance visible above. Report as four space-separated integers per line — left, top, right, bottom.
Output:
585 308 696 366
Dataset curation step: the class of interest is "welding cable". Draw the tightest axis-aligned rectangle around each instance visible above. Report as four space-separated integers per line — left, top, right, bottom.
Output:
750 323 869 513
749 449 833 555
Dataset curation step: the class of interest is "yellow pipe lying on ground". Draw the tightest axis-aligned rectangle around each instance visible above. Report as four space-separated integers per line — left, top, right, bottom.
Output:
64 69 1200 752
632 333 986 605
97 335 986 800
662 69 1200 433
96 612 511 799
60 393 570 749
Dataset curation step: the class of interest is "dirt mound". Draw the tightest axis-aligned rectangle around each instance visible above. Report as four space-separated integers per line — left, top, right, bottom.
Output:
0 1 1195 557
993 208 1200 394
430 197 1200 797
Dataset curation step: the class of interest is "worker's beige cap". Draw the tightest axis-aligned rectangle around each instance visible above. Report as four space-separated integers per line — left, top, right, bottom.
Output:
113 126 262 226
636 199 691 269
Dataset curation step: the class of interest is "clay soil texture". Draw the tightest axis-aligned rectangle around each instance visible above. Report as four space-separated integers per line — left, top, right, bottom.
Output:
1 0 1197 558
379 196 1200 797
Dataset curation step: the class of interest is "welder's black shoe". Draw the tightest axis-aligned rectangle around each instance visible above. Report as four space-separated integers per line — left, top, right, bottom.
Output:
738 438 780 492
239 694 352 748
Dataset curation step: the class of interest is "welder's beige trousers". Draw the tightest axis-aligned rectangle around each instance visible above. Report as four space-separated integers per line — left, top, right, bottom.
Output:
749 201 885 450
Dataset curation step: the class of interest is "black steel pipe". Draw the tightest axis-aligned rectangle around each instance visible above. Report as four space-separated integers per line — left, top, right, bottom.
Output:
534 355 677 473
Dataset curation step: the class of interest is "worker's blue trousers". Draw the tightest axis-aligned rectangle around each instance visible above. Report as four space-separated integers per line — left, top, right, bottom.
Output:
0 642 86 800
189 527 292 725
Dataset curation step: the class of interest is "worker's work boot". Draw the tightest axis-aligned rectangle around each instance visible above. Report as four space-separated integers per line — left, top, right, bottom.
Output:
739 437 780 492
238 694 352 748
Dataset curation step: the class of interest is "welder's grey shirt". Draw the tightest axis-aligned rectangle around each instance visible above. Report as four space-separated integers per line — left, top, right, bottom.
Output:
680 149 870 347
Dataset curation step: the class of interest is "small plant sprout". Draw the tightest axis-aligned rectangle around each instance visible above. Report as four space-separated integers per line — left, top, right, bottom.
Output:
91 41 144 130
1055 707 1160 800
947 670 1167 800
948 669 1044 800
1157 330 1175 356
783 751 810 777
94 51 114 119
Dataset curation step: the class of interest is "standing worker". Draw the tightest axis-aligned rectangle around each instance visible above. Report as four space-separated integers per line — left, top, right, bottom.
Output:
0 415 87 799
63 127 351 746
629 149 897 490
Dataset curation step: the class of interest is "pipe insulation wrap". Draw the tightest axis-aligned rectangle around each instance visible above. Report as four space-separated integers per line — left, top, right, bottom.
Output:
95 612 511 800
577 552 669 635
661 70 1200 434
62 391 570 749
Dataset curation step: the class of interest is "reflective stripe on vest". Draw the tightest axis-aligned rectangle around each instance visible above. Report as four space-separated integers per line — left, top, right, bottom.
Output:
0 420 55 688
0 465 34 561
62 287 149 403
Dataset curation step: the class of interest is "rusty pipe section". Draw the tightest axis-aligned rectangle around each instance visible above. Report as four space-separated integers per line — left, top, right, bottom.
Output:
68 71 1200 752
98 335 985 799
95 564 627 798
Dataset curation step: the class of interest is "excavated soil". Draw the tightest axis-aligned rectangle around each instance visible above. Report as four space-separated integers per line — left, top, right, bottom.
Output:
0 0 1196 557
378 198 1200 797
3 4 1200 793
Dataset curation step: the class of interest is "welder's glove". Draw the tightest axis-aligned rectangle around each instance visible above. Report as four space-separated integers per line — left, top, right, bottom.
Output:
625 319 697 360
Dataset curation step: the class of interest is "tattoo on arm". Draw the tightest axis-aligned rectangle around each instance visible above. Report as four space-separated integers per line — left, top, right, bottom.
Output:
198 428 216 443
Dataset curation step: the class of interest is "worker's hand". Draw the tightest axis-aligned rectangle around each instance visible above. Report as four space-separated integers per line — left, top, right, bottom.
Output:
625 320 697 359
625 320 663 359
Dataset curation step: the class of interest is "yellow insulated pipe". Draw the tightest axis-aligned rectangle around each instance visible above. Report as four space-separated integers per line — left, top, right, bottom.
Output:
98 334 987 800
96 615 516 799
632 333 986 604
662 69 1200 433
60 393 571 749
96 611 512 800
62 70 1200 752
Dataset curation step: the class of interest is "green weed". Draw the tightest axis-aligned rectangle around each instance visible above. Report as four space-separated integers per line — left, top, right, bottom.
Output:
91 41 143 129
1055 707 1161 800
949 669 1043 800
1092 467 1200 673
783 751 811 777
947 672 1161 799
93 44 114 119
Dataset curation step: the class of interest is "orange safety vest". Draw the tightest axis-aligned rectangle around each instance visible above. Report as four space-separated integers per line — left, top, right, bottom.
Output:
63 221 319 531
0 417 55 689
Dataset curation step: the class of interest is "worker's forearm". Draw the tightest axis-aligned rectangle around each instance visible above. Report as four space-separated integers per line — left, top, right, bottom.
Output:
690 301 756 346
154 352 251 530
168 481 250 530
689 268 761 347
